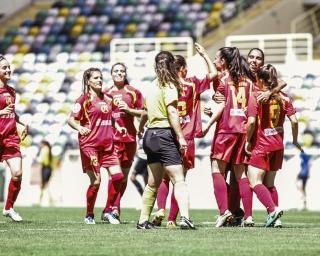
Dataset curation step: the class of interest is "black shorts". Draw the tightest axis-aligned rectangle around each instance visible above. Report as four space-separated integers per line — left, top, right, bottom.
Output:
132 156 148 176
41 166 52 184
143 128 182 166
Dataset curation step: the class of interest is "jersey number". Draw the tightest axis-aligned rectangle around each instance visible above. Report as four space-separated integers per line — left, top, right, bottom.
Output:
230 85 246 109
269 104 281 128
178 101 187 116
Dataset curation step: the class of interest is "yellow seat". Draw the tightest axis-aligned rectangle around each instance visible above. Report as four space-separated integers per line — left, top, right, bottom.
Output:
13 35 24 45
29 26 39 36
59 7 69 17
71 25 83 37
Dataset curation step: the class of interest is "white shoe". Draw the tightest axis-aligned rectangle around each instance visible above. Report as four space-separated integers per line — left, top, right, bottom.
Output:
274 218 282 228
242 216 255 227
105 212 120 225
3 208 23 222
266 207 283 227
84 216 95 224
215 210 232 227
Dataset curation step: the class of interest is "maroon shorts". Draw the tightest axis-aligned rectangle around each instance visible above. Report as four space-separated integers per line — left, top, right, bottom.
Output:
0 135 22 162
246 149 283 172
211 133 246 165
182 139 195 170
114 141 137 168
80 147 119 173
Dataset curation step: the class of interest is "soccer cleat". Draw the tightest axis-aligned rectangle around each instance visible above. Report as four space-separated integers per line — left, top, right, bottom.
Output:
106 212 120 224
166 220 177 228
224 208 244 227
273 219 282 228
242 216 255 227
266 208 283 227
233 208 244 226
84 216 95 225
3 208 22 222
215 210 232 227
179 216 196 230
101 212 110 223
137 221 154 229
151 209 165 227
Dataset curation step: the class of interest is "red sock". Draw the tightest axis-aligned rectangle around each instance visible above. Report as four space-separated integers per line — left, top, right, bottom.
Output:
253 184 275 213
5 178 22 210
268 186 279 206
104 173 124 213
228 182 240 214
238 178 253 219
168 190 179 221
157 178 169 210
113 180 128 214
212 173 228 215
86 185 99 217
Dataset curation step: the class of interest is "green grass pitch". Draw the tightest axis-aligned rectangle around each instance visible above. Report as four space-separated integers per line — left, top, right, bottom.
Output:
0 207 320 256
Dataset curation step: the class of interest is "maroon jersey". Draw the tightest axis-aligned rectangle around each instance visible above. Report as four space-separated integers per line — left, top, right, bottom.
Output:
71 93 113 151
247 91 296 152
0 86 20 141
178 76 211 139
216 73 254 134
106 84 143 143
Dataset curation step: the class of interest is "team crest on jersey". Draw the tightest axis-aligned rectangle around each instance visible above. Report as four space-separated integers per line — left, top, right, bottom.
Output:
100 104 109 113
90 155 98 167
6 97 12 105
113 94 123 106
72 103 81 113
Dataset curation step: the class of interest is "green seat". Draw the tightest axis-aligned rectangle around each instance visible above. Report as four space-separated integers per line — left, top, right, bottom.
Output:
83 24 93 34
5 27 18 37
46 35 56 45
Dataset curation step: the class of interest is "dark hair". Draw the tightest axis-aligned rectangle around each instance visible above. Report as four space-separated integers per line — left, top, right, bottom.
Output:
247 48 265 64
154 51 181 91
240 55 255 82
219 47 246 85
258 64 282 105
82 67 102 93
111 62 129 85
41 140 52 164
174 55 187 73
0 55 6 61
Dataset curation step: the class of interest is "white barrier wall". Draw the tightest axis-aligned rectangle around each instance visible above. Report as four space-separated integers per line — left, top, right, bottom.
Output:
3 149 319 211
0 0 31 22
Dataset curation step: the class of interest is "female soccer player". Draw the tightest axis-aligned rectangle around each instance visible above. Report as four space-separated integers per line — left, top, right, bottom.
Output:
102 63 144 224
0 55 28 222
203 47 255 227
37 140 53 205
68 67 124 225
137 51 194 230
245 64 303 227
152 43 217 227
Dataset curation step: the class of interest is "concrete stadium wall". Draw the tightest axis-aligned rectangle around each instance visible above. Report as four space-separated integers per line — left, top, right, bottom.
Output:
0 0 32 22
207 0 305 57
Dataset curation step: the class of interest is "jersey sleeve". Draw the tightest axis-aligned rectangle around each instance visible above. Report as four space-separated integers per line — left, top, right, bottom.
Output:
247 92 258 117
192 75 211 95
163 84 178 106
284 95 296 117
71 95 86 121
212 76 220 92
135 88 144 110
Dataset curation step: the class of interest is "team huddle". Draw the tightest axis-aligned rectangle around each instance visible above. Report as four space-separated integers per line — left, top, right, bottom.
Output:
0 43 303 229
